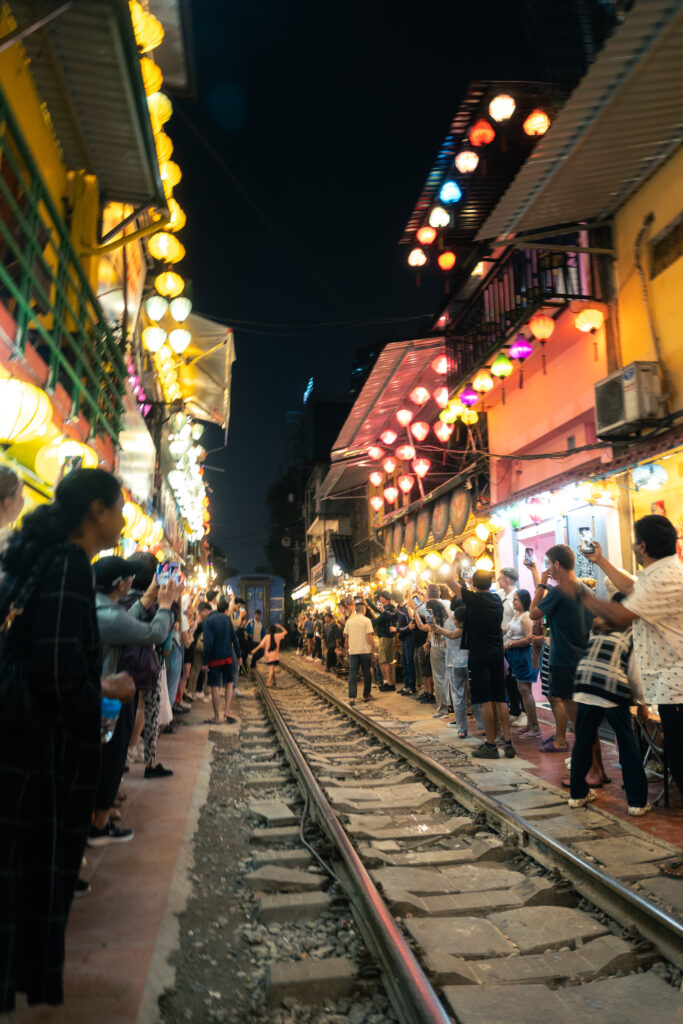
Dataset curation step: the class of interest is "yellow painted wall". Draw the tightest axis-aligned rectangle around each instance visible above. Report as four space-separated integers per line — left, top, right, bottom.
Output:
613 145 683 411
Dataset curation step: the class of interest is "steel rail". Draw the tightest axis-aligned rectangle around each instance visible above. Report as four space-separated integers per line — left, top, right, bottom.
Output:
280 655 683 970
254 677 451 1024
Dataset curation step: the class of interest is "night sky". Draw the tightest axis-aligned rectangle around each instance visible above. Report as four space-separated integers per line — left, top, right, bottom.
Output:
173 0 533 571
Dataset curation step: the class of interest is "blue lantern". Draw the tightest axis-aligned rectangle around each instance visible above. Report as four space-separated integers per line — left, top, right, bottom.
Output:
440 180 462 204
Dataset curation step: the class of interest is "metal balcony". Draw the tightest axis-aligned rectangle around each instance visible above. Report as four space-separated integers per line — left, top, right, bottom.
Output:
0 86 126 441
445 242 605 387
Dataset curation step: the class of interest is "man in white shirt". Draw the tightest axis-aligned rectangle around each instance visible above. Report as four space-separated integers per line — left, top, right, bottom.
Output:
343 599 377 705
563 515 683 817
497 567 523 722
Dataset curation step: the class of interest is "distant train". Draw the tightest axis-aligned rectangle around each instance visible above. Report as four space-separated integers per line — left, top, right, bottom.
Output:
224 574 285 626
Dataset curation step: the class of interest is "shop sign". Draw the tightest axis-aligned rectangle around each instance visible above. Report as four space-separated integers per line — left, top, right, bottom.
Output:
312 561 325 587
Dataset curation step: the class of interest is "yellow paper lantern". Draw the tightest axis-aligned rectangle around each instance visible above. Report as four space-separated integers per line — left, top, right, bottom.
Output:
123 501 146 541
462 534 486 558
461 409 479 426
147 91 172 132
424 550 443 570
160 160 181 195
443 543 461 565
155 271 185 298
147 231 185 264
167 198 186 232
155 131 173 164
410 558 425 574
140 57 163 97
35 438 99 485
472 369 493 394
0 379 52 444
574 307 605 333
130 3 165 53
475 554 494 571
475 522 490 542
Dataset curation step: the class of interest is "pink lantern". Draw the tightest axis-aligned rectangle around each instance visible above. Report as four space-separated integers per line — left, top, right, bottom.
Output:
369 495 384 512
409 421 429 442
433 420 454 443
396 444 416 461
382 457 397 474
396 408 414 427
380 429 397 445
398 474 415 494
369 471 383 487
431 354 450 375
528 496 543 524
409 386 430 406
433 386 449 409
412 457 431 478
368 445 384 460
383 485 399 504
460 385 479 407
510 334 533 361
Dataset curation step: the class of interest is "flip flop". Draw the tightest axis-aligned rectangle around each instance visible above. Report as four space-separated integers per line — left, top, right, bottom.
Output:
659 857 683 878
539 742 569 753
539 735 557 748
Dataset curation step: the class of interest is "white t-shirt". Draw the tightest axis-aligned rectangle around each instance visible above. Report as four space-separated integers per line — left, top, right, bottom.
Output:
252 620 264 644
622 555 683 704
501 590 516 631
344 613 375 655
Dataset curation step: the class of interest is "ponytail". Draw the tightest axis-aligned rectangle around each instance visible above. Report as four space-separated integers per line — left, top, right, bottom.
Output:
2 468 121 577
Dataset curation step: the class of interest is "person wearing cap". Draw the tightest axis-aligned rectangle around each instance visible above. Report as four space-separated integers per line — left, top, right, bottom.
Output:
88 558 179 846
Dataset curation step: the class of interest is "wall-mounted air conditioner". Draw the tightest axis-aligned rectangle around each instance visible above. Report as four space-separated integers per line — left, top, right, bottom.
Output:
594 361 665 438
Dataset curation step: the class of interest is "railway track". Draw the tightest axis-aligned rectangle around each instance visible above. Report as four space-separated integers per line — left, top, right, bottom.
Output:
248 656 682 1024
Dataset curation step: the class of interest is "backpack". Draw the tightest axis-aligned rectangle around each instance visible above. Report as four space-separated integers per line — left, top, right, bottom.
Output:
117 593 162 691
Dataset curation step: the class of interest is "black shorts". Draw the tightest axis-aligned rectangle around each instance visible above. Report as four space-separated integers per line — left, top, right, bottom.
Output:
207 664 233 688
468 650 506 704
549 665 576 700
266 660 279 667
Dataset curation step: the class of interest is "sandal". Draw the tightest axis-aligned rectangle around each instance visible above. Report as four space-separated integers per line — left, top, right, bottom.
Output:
659 857 683 878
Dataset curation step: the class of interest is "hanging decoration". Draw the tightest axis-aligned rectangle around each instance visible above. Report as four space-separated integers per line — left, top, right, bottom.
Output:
509 334 533 387
437 251 456 271
455 150 479 173
488 94 515 122
396 444 416 461
412 458 431 478
459 385 479 407
383 485 399 505
433 386 449 408
370 495 384 512
472 368 493 394
397 474 415 494
433 420 454 443
409 386 430 406
528 312 555 373
523 109 550 136
409 421 429 442
416 226 437 245
461 409 479 425
469 119 495 146
368 445 384 460
380 429 397 445
428 206 451 228
439 180 462 203
396 408 414 427
382 456 397 474
431 354 450 374
408 247 427 267
0 379 52 444
369 471 383 487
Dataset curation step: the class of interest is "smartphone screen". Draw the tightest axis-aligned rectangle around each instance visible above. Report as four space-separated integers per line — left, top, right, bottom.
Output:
523 547 534 567
425 609 434 623
157 561 180 585
578 527 594 553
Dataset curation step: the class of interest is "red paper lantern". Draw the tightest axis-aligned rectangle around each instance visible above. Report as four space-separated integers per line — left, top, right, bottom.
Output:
409 421 429 442
382 456 397 474
396 444 416 461
397 474 415 494
416 225 437 245
433 420 454 443
431 354 450 375
383 485 399 505
469 119 495 147
380 429 397 445
437 250 456 271
412 457 431 478
396 408 414 427
433 386 449 408
368 445 384 460
409 386 430 406
369 495 384 512
369 471 383 487
523 109 550 136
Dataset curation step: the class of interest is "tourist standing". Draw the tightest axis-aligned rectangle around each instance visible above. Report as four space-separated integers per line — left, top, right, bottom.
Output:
343 599 377 705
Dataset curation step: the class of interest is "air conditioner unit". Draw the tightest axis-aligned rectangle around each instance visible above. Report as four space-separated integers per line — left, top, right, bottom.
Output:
594 361 665 438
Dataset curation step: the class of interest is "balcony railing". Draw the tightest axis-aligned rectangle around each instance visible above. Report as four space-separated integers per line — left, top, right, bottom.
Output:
446 243 604 388
0 86 126 441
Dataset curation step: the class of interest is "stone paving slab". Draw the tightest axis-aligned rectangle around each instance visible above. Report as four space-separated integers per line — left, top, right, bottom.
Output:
248 799 297 826
496 789 567 812
471 934 646 986
258 891 333 923
406 916 516 960
442 984 583 1024
531 812 606 842
575 836 672 866
487 906 608 955
358 836 504 867
373 864 525 896
607 861 663 882
558 972 683 1024
326 782 440 814
267 956 356 1007
246 865 327 892
639 875 683 914
344 814 474 840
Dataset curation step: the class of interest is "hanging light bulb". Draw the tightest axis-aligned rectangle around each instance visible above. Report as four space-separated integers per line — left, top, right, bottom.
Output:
469 119 495 146
369 471 383 487
472 369 493 394
142 325 167 352
489 94 516 122
431 354 450 375
437 251 456 271
412 457 431 478
408 247 427 267
409 386 430 406
433 420 454 443
169 296 192 322
428 206 450 229
397 474 414 494
416 226 437 245
396 408 414 427
168 328 191 354
383 485 399 505
461 409 479 426
380 429 397 445
409 421 429 442
433 386 449 409
455 150 479 173
439 180 462 203
460 385 479 407
370 495 384 512
382 456 397 474
145 294 168 321
396 444 416 461
523 109 550 136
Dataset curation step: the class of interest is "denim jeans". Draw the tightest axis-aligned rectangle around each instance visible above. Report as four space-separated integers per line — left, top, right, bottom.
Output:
570 703 648 807
430 645 448 711
446 665 468 733
658 703 683 800
166 643 184 705
400 636 416 691
348 653 372 699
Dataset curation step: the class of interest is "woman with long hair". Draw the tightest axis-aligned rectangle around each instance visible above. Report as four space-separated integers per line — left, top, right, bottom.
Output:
252 622 286 687
503 589 541 739
0 468 133 1012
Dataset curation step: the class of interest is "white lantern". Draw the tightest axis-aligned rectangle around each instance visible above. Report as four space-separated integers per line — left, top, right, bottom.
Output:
169 296 192 323
145 295 168 321
168 328 191 354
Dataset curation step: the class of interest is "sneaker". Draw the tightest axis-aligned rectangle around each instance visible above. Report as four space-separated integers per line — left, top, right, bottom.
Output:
504 741 517 759
399 688 415 696
173 704 190 715
200 693 210 702
417 693 431 703
378 683 396 692
432 710 449 718
73 877 91 898
567 790 598 808
472 742 500 759
628 803 652 816
144 763 174 778
511 714 528 729
87 821 134 847
518 727 542 740
234 688 246 697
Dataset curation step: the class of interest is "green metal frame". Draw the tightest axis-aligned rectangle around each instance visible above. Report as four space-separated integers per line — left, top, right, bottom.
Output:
0 85 126 441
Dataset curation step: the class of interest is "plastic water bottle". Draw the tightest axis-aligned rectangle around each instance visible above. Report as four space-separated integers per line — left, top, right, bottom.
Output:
101 697 122 743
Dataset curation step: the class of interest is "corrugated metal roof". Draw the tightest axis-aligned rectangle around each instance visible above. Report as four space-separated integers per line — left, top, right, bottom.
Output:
13 0 165 207
477 0 683 240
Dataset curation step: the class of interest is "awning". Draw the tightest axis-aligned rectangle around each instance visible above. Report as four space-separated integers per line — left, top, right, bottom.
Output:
177 313 235 435
11 0 165 207
477 0 683 240
331 535 355 575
